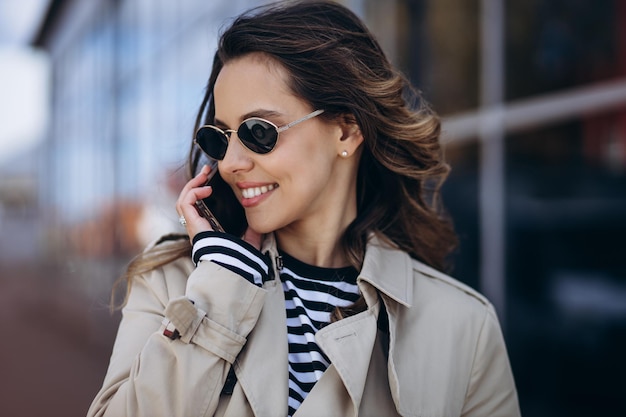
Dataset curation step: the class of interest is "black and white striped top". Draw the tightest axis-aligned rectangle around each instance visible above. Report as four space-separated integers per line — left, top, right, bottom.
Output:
192 232 360 416
279 250 360 415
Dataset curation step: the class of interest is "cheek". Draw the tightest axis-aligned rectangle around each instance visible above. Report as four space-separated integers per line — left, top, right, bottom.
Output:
289 130 337 167
264 126 339 186
288 157 336 202
281 149 335 190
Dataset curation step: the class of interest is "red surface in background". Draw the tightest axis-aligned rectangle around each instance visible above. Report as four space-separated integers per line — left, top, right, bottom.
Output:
0 262 119 417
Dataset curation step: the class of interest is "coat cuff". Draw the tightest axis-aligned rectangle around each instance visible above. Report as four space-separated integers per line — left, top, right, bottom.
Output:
168 261 267 362
163 297 204 342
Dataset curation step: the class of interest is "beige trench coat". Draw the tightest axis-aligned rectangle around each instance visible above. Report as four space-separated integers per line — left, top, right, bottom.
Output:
88 234 520 417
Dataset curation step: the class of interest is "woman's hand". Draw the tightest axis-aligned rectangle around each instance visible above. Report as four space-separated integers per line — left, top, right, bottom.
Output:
176 164 264 250
176 164 215 241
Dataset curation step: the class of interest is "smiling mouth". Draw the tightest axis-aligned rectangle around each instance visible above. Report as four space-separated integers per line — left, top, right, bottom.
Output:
241 184 278 199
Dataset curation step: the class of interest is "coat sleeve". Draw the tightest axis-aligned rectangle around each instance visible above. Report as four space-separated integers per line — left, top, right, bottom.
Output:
87 260 266 417
461 304 521 417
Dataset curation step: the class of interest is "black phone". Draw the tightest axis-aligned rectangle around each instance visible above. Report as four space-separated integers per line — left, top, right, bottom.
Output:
194 160 225 233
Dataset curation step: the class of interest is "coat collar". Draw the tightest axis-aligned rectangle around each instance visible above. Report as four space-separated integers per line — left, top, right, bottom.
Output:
357 233 414 308
261 232 414 307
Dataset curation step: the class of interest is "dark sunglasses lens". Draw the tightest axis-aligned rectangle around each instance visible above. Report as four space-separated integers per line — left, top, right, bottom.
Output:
238 119 278 154
195 126 228 160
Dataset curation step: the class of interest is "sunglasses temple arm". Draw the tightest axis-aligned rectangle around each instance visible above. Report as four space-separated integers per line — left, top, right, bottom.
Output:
277 109 324 132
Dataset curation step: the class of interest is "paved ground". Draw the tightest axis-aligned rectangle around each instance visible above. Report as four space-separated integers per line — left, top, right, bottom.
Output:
0 260 121 417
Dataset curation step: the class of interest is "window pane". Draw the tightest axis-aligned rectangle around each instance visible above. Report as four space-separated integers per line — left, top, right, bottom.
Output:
505 110 626 415
394 0 480 115
506 0 626 100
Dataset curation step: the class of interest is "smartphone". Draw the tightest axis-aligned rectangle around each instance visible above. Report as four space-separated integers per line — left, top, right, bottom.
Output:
194 160 225 233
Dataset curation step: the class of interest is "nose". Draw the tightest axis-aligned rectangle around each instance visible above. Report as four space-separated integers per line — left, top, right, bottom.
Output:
219 131 254 174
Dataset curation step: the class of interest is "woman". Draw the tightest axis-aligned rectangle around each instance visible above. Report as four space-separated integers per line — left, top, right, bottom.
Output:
88 1 520 416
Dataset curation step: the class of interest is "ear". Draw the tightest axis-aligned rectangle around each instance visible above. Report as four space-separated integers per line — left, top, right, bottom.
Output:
336 114 364 158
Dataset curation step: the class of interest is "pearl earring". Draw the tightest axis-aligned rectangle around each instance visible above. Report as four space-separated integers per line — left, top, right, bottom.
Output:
341 150 349 158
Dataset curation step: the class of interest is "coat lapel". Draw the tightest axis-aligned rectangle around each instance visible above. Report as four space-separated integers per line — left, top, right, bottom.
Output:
234 278 289 417
297 234 414 416
304 307 379 416
233 233 413 416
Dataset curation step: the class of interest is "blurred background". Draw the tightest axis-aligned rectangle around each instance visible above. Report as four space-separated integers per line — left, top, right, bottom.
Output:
0 0 624 416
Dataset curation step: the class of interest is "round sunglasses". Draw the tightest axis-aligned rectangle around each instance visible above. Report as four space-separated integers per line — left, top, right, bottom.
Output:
194 109 324 160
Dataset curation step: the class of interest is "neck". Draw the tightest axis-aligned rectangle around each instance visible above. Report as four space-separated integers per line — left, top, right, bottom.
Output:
276 228 348 268
274 196 357 268
274 156 360 268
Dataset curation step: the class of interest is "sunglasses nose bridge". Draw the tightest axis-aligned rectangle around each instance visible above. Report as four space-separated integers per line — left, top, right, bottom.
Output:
223 128 237 140
225 126 257 160
219 129 257 174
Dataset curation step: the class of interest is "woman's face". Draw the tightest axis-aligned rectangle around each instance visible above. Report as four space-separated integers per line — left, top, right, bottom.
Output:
213 53 359 237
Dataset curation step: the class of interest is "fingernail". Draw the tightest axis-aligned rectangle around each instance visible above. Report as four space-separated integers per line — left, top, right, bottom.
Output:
196 165 208 176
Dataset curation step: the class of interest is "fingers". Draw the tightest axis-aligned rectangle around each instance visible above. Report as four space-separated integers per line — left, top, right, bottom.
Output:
178 164 211 198
177 165 264 252
176 164 217 240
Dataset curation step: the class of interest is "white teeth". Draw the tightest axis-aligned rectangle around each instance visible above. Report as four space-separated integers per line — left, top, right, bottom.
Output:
242 184 275 199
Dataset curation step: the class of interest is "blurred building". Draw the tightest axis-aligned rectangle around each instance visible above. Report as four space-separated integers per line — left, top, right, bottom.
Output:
16 0 626 415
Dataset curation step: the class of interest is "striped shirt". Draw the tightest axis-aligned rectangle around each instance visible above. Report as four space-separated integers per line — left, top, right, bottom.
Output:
192 232 360 416
279 250 360 415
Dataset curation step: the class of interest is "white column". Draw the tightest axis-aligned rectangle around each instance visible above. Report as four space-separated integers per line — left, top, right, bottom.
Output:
479 0 506 323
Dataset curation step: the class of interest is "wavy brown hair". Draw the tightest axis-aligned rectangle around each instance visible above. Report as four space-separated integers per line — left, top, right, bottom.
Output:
115 0 457 308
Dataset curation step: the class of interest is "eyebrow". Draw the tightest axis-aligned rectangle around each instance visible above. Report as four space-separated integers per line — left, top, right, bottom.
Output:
214 109 284 128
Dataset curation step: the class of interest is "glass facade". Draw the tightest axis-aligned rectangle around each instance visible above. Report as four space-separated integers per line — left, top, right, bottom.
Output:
41 1 240 258
398 0 480 114
27 0 626 415
505 114 626 415
506 0 626 100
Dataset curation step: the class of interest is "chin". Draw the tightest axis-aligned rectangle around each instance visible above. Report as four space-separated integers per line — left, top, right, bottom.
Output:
245 218 278 235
